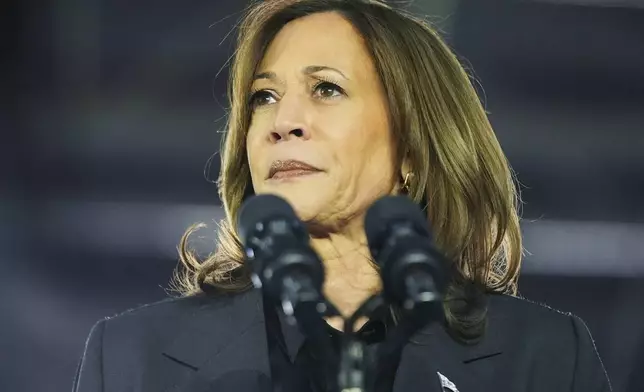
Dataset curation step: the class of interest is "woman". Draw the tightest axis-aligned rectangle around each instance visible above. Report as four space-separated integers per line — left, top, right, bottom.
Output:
73 0 612 391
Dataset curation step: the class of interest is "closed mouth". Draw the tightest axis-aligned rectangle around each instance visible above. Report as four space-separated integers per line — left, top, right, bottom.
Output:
267 160 322 179
270 169 321 179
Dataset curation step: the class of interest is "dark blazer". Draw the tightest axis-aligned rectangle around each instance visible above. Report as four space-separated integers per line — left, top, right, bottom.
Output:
72 289 611 392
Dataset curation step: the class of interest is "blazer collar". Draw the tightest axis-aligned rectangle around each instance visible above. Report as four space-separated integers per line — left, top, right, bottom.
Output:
275 304 307 362
276 300 505 365
156 289 505 392
411 311 505 363
275 301 505 392
274 300 396 363
392 307 506 392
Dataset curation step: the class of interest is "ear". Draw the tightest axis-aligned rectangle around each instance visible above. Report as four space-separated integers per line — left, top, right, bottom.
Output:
400 156 413 179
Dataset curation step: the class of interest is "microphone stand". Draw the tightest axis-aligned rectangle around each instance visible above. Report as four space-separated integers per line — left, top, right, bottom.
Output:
337 294 444 392
277 271 378 392
338 294 387 392
273 270 443 392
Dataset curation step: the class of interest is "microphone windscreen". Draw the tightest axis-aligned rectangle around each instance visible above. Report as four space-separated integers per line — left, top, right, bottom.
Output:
364 196 431 254
237 194 297 243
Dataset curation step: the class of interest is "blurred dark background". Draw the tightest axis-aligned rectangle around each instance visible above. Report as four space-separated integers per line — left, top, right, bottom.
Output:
2 0 643 391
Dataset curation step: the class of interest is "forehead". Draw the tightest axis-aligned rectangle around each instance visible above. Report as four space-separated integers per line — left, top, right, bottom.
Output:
258 12 372 74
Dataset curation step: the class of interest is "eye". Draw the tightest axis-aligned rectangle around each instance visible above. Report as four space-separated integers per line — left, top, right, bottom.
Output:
313 81 345 99
249 90 277 108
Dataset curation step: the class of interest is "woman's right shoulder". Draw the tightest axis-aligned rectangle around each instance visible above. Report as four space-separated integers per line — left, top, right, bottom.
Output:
92 288 259 334
74 288 264 391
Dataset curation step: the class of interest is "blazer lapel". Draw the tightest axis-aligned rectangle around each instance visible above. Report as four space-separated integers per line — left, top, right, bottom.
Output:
152 290 506 392
157 289 272 392
394 314 505 392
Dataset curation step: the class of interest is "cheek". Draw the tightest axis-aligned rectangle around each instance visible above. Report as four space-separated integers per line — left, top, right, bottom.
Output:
245 128 263 182
246 112 272 157
328 124 395 200
334 109 393 168
354 117 396 186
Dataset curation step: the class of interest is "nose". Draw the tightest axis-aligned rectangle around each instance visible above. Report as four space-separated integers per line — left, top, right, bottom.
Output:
268 95 311 143
269 127 308 143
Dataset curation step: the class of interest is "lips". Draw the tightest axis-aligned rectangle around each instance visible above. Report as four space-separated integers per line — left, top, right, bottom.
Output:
268 159 321 179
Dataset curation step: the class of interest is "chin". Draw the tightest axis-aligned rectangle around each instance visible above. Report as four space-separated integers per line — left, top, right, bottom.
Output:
257 185 330 223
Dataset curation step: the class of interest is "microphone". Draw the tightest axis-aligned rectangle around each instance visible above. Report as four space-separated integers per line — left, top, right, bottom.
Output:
238 194 339 391
364 195 447 317
237 193 326 319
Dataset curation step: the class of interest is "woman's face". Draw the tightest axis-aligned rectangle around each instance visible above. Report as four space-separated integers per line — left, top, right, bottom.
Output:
246 11 398 230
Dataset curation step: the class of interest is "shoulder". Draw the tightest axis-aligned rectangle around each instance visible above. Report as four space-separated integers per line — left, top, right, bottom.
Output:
484 294 611 390
89 289 259 343
75 289 265 391
486 293 591 343
488 293 578 325
107 289 255 320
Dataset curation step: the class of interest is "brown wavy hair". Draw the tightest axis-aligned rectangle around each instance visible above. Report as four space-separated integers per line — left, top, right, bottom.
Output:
172 0 522 343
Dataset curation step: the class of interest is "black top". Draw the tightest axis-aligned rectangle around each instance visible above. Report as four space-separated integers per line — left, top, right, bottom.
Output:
73 288 612 392
263 297 396 392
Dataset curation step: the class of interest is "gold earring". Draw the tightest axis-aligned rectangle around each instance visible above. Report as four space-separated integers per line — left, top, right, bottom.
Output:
402 172 413 193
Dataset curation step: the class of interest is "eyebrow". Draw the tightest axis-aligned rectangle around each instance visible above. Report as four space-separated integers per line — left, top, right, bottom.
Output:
253 65 348 82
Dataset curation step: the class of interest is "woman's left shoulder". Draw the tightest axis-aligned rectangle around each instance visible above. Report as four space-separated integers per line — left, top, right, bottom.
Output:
486 293 594 340
488 293 580 322
485 293 612 391
488 294 610 391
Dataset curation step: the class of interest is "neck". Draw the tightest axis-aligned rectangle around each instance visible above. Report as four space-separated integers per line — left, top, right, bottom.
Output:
309 220 381 321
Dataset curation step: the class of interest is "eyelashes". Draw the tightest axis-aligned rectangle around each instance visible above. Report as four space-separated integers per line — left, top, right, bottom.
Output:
248 90 275 108
248 77 347 109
